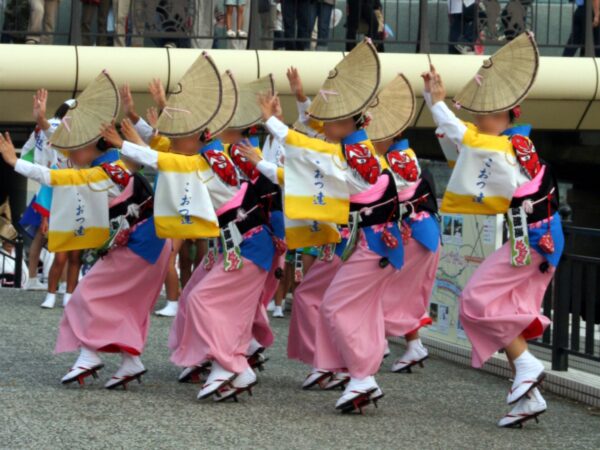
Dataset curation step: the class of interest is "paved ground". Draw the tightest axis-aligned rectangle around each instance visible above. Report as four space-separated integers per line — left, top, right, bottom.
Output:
1 289 599 450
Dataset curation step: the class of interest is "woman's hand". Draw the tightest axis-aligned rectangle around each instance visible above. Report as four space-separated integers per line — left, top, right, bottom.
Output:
32 89 50 130
286 66 307 102
119 83 139 122
148 78 167 110
146 107 159 128
236 140 262 167
99 123 124 149
0 132 18 167
258 93 280 122
428 65 446 104
120 118 145 146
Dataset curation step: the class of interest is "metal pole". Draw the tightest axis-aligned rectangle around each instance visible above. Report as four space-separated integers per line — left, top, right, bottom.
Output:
14 235 23 289
69 0 82 45
417 0 430 53
584 0 594 56
248 0 261 50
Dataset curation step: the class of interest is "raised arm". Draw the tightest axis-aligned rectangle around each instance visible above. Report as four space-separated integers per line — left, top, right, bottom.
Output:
33 89 53 136
100 123 159 170
422 66 466 146
1 131 52 184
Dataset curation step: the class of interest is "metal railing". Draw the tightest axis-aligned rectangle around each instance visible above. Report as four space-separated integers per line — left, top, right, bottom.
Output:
532 219 600 371
0 234 24 289
0 1 597 57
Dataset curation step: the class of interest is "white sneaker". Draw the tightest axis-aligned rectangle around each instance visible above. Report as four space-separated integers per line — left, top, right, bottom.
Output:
272 306 284 318
226 29 236 38
335 376 379 412
62 293 72 307
155 300 178 317
197 361 236 400
40 293 56 309
58 282 67 294
391 342 429 373
323 372 350 390
507 351 545 404
266 300 276 312
237 30 248 38
61 347 103 385
302 368 332 390
214 367 257 402
26 278 47 291
105 354 147 389
498 388 547 428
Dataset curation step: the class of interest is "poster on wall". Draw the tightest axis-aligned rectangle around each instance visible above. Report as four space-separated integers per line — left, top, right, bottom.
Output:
423 213 504 348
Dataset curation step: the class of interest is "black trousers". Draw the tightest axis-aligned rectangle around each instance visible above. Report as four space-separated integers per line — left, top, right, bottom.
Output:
346 0 380 51
281 0 311 50
563 5 600 57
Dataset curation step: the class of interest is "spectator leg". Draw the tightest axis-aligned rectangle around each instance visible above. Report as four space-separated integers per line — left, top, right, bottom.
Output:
346 0 361 51
448 13 462 54
282 0 297 51
564 6 585 57
129 0 144 46
26 0 44 44
81 3 96 46
191 0 214 49
296 0 311 50
40 0 58 45
114 0 129 46
259 6 275 49
316 3 333 49
97 0 111 46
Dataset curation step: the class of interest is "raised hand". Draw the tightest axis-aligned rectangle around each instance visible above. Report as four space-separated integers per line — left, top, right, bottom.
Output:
236 140 262 167
258 93 280 122
32 89 51 130
425 65 446 104
148 78 167 110
120 118 145 146
286 66 307 102
0 132 18 167
99 122 124 149
146 107 159 128
119 83 139 122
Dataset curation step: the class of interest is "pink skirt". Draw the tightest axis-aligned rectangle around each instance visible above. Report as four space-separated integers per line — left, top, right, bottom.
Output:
287 256 342 365
459 242 554 368
54 241 171 355
251 250 285 348
383 238 439 337
169 255 268 373
313 244 394 379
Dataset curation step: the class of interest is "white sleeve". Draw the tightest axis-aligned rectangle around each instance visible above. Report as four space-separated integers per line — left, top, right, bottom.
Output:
42 119 60 140
134 117 155 144
429 101 467 146
296 98 312 123
264 116 289 143
121 141 159 169
423 91 433 109
257 160 280 185
14 159 52 185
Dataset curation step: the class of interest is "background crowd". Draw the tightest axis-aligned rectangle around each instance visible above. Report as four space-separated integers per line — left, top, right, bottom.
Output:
0 0 598 56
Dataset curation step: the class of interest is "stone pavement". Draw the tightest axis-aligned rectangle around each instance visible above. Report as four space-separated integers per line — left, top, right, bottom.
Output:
1 289 599 450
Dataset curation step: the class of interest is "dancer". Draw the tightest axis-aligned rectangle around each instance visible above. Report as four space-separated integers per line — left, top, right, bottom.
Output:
112 55 275 403
0 72 170 389
366 75 440 373
261 40 404 413
424 33 563 427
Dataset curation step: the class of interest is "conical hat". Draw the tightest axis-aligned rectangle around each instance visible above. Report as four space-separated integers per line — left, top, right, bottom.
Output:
156 52 223 137
366 74 416 142
209 71 239 136
453 32 539 114
307 40 380 122
228 75 275 130
50 71 120 150
0 198 16 241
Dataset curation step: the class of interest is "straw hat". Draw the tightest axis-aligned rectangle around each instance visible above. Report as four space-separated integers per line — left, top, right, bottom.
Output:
50 71 120 151
156 52 223 137
307 39 380 122
209 71 239 136
228 74 275 130
366 74 416 142
0 198 17 241
453 32 539 114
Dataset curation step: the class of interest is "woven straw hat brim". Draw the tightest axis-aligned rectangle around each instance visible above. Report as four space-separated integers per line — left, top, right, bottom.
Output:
307 40 381 122
50 71 120 151
366 74 416 142
0 218 17 241
453 32 539 114
157 52 223 137
210 71 239 136
228 75 275 130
